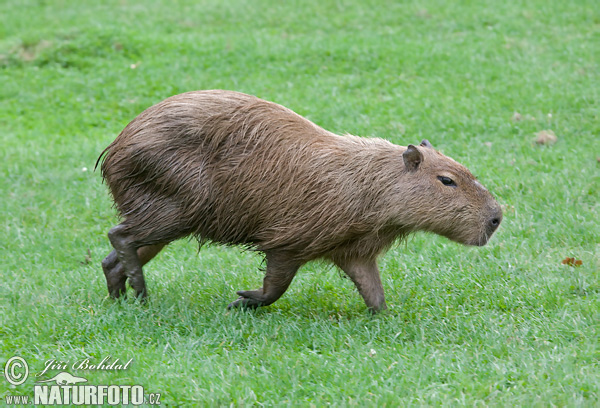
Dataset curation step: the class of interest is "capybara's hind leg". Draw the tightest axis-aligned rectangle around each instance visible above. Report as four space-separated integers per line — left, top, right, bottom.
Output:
102 243 166 298
137 243 166 265
107 224 148 299
228 251 302 309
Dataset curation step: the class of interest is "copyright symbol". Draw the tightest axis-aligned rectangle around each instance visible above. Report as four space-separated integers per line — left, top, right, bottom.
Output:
4 357 29 386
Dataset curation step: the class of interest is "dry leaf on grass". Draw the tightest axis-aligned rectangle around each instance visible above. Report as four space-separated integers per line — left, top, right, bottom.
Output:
561 257 583 267
534 130 557 145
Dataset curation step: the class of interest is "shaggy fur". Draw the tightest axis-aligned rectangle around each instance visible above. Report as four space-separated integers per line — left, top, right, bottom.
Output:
97 90 502 311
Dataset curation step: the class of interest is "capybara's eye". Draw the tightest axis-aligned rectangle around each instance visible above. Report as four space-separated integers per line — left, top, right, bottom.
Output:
437 176 456 187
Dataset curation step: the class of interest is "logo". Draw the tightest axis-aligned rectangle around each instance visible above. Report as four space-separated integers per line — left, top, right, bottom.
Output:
36 372 88 385
4 357 29 386
2 356 161 406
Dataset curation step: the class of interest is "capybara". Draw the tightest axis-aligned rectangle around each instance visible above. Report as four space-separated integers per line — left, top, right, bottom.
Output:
97 90 502 312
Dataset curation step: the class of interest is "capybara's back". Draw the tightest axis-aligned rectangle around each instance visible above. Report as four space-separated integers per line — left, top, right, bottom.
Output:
98 90 502 312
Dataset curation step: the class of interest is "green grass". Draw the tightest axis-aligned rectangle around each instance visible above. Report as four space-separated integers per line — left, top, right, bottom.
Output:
1 0 599 406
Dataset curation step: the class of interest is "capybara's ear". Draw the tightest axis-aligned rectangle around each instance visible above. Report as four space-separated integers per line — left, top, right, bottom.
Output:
403 145 423 171
420 139 433 149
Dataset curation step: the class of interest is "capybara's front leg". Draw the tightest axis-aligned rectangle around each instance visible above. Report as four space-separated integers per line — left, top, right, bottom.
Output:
228 251 302 309
334 257 387 313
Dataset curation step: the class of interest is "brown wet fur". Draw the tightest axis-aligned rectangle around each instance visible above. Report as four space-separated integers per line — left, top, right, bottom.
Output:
98 90 502 312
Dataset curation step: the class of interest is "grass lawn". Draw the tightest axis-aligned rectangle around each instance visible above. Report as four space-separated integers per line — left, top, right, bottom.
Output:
1 0 599 406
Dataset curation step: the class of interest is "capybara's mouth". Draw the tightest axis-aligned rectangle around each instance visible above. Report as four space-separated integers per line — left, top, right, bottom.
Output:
468 226 500 247
471 237 490 247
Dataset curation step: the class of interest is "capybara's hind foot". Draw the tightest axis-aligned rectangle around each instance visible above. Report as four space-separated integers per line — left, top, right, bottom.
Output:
102 250 127 298
108 225 148 299
103 264 148 301
103 263 127 298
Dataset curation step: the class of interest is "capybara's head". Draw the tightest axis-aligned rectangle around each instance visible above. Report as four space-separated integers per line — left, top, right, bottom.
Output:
400 140 502 246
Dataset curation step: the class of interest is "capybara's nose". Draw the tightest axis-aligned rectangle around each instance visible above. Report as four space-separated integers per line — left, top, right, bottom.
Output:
490 217 500 229
488 207 502 232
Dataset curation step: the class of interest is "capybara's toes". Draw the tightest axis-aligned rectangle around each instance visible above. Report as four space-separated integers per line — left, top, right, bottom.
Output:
227 296 262 310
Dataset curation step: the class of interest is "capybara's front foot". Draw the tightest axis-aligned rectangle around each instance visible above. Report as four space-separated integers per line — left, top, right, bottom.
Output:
227 289 267 309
